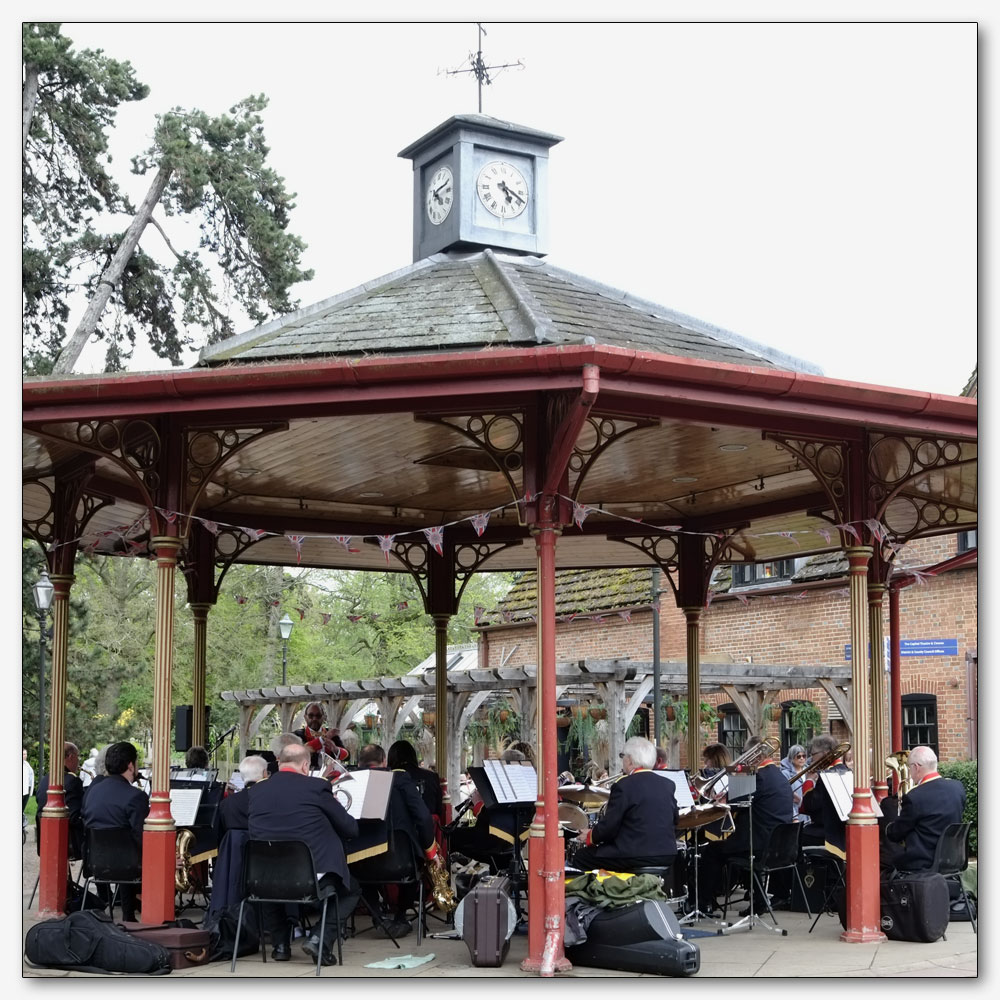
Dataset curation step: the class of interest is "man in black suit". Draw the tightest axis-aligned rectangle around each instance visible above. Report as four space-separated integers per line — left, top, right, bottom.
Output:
882 745 966 872
346 743 441 938
799 733 851 859
570 736 679 873
248 741 360 966
81 741 149 921
35 742 85 861
698 736 793 914
217 754 269 837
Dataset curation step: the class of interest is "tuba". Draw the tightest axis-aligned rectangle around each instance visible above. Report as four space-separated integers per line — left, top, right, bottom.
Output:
175 827 196 893
885 750 913 798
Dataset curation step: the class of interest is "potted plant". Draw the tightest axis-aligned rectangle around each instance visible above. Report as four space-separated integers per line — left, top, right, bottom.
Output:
566 704 599 751
789 701 822 744
487 699 519 747
589 702 607 721
421 711 436 727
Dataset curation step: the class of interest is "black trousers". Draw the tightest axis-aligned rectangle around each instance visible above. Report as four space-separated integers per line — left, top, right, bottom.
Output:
262 872 361 951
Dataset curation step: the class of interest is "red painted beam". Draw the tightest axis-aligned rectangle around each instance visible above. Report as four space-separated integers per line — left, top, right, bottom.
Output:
542 365 599 495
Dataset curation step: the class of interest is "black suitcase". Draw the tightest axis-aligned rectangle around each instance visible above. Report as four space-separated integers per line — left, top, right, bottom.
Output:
839 871 949 942
461 875 514 968
565 900 700 977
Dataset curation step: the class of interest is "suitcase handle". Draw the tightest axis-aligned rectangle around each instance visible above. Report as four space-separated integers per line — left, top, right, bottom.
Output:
184 948 207 962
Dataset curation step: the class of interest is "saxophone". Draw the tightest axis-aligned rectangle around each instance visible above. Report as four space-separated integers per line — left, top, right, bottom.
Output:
885 750 913 798
175 828 196 893
428 856 457 914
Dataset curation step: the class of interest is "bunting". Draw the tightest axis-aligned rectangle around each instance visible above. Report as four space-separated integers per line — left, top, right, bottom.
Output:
295 607 306 620
287 534 305 564
377 535 395 565
572 502 591 529
471 512 490 537
423 525 445 556
618 610 632 623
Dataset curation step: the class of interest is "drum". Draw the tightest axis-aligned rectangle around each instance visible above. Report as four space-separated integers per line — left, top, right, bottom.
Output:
677 802 732 832
558 802 589 834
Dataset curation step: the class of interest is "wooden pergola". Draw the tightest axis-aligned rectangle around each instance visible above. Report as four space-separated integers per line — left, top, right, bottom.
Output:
23 246 977 971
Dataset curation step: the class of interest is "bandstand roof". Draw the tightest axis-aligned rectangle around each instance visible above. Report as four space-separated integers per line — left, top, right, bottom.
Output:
23 250 977 577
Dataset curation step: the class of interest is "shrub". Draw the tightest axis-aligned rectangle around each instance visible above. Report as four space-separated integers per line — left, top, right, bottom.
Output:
939 759 978 856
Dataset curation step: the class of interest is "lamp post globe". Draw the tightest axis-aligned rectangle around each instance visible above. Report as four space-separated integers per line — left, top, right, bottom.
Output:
278 614 294 685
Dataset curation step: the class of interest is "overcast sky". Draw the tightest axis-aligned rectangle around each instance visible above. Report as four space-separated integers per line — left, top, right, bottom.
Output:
42 18 979 395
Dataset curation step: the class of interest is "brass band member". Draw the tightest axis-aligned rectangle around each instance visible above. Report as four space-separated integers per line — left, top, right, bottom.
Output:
696 736 792 915
570 736 679 873
294 702 350 771
698 743 732 802
881 745 965 872
799 734 849 859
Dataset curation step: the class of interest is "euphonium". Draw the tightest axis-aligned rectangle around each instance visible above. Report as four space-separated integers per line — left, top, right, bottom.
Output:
885 750 913 798
175 827 196 893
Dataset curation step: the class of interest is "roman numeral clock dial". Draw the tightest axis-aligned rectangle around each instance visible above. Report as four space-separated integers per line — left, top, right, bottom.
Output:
477 160 529 219
425 165 454 225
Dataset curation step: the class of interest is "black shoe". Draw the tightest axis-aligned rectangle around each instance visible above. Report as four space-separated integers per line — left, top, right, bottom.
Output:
377 917 412 939
271 943 291 962
302 935 337 966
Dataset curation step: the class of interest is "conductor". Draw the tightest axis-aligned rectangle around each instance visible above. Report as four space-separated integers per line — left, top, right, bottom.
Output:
570 737 679 873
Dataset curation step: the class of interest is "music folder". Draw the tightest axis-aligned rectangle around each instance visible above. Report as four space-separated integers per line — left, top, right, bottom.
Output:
168 787 203 827
468 761 538 807
330 767 393 821
820 770 884 822
652 769 696 809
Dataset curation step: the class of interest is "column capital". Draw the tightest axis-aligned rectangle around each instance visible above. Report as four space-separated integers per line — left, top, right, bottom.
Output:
48 573 75 593
845 545 874 572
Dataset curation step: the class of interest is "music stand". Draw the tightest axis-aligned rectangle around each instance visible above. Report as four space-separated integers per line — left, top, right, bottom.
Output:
466 763 537 923
717 771 784 936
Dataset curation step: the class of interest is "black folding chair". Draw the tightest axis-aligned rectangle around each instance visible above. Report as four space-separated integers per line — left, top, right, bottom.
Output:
928 821 976 934
232 839 342 976
350 830 426 946
803 845 846 932
79 827 142 920
723 821 811 928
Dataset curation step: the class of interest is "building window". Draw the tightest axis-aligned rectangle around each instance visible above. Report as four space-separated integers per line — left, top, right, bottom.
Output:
901 694 938 756
780 699 819 757
732 558 799 588
718 703 746 757
957 529 977 553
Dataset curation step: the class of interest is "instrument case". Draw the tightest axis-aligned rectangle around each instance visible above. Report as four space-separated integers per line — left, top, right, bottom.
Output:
118 921 211 969
461 875 514 968
565 900 699 977
838 872 949 942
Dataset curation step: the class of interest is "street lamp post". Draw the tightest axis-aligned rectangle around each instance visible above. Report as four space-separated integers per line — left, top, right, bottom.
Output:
278 613 294 685
32 570 55 777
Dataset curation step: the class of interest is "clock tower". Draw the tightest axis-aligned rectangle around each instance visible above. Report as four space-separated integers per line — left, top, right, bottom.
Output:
399 114 562 262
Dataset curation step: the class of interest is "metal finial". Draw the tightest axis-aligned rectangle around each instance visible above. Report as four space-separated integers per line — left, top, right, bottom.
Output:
445 22 524 113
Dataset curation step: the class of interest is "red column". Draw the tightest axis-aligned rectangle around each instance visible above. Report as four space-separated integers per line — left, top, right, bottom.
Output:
522 511 571 974
868 583 889 802
190 603 211 748
38 573 73 917
141 536 181 924
432 613 452 823
842 546 885 942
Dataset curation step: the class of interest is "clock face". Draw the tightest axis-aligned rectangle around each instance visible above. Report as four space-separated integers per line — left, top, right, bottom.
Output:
425 165 454 225
477 160 529 219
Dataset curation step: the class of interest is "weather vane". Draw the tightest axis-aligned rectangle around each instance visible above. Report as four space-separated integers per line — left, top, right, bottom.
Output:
444 22 524 113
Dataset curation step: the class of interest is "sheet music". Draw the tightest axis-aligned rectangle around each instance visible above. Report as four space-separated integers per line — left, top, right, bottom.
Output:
169 787 203 826
820 770 883 822
172 767 217 784
653 769 695 809
483 760 537 803
329 768 393 820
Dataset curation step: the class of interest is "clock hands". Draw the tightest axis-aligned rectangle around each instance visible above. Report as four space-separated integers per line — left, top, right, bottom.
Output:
431 179 452 204
497 180 526 206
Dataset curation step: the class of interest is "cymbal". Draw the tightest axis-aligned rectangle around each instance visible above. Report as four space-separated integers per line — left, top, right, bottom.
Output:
677 802 731 830
558 784 611 807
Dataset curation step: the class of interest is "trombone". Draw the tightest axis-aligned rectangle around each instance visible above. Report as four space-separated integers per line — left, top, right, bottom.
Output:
785 742 851 785
692 736 781 802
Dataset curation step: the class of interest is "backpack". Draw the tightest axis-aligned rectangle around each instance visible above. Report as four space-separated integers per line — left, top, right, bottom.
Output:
25 910 171 975
201 902 260 962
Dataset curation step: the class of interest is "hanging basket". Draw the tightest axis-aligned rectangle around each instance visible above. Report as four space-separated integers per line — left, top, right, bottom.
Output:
589 707 607 721
664 705 676 722
556 714 571 729
422 711 436 727
364 714 377 729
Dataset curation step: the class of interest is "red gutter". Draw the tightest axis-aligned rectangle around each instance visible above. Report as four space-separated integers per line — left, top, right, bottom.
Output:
23 344 976 428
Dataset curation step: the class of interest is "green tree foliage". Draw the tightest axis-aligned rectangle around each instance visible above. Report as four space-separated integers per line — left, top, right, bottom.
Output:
22 546 515 755
939 760 978 856
22 22 313 375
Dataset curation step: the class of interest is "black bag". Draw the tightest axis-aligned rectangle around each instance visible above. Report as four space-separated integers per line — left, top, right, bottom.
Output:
201 902 260 962
838 871 949 943
25 910 172 975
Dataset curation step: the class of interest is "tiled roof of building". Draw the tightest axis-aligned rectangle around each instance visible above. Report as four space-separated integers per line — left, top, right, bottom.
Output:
198 250 821 373
493 567 655 624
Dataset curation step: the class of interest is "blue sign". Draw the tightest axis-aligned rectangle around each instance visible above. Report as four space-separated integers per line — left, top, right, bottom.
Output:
845 638 958 660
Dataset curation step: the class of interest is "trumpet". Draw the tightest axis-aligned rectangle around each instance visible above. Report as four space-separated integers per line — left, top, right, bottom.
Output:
692 736 781 801
786 742 851 785
885 750 913 798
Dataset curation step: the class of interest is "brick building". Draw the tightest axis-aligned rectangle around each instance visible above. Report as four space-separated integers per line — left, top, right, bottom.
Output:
480 530 977 767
